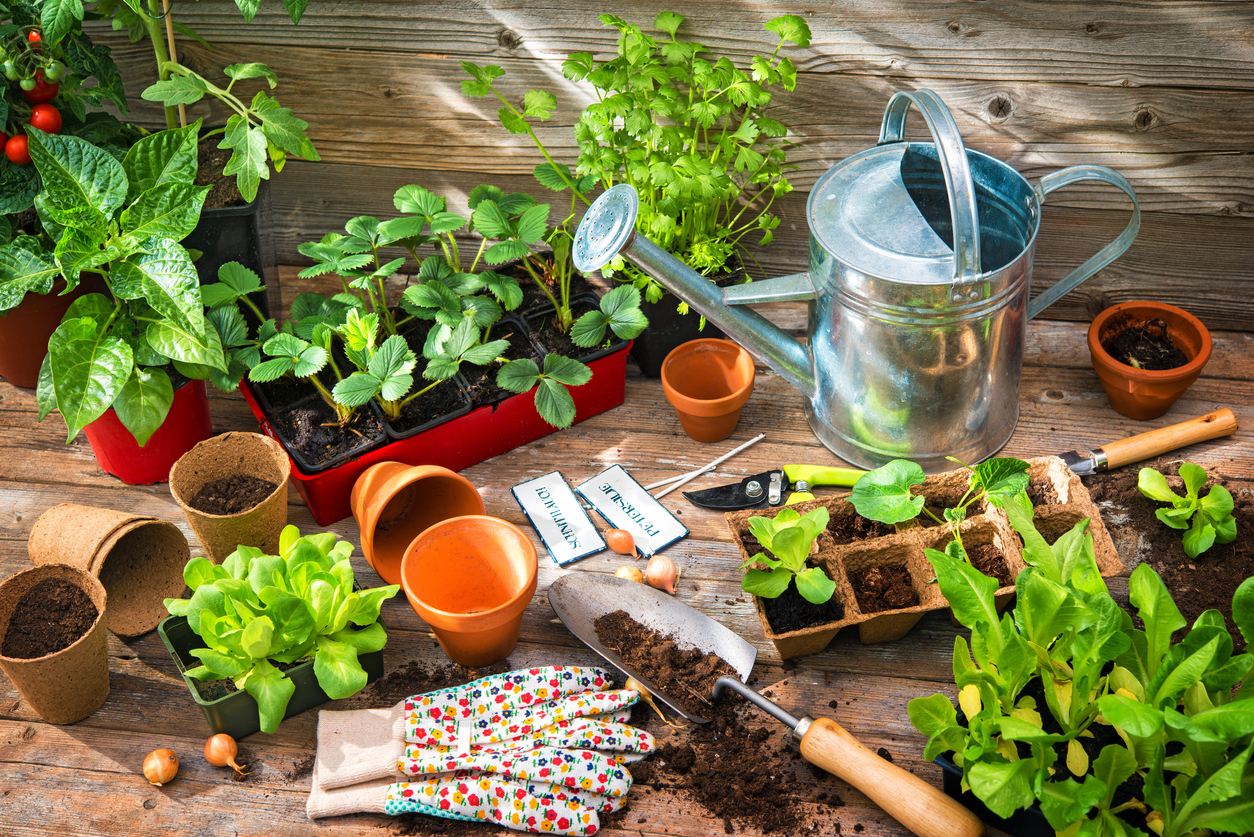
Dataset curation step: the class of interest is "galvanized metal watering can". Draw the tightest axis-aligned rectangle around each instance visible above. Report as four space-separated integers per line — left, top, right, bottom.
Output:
573 88 1141 471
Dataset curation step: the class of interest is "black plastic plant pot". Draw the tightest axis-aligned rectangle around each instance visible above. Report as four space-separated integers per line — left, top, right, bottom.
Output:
526 293 631 367
380 375 474 442
184 178 271 319
630 289 728 378
157 615 384 739
248 382 387 476
935 754 1052 837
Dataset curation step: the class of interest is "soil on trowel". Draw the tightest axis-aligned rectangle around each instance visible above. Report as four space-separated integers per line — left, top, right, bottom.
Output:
1 578 98 658
188 475 279 515
1100 317 1189 370
761 573 846 635
196 140 249 209
826 512 892 545
1087 459 1254 652
594 609 739 719
848 564 919 613
1027 476 1062 506
966 542 1014 588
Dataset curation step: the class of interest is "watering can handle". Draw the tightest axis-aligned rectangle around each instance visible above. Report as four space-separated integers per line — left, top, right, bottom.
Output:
878 88 982 284
1027 166 1141 320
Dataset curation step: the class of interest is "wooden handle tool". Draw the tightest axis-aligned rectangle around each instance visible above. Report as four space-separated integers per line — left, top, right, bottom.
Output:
1100 408 1238 470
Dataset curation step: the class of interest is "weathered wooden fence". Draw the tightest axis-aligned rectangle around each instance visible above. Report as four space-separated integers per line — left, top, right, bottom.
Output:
93 0 1254 330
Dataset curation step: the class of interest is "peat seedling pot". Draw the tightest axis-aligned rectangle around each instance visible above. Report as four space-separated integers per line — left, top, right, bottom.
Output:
400 516 538 667
0 275 106 389
157 615 384 739
0 564 109 724
28 504 190 637
351 462 485 587
1088 301 1212 420
81 378 214 485
169 432 291 564
661 338 756 443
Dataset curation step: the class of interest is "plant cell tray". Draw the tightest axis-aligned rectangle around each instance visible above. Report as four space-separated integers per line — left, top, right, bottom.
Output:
724 456 1125 659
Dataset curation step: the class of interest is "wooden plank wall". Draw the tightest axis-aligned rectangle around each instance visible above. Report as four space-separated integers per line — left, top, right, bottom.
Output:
89 0 1254 330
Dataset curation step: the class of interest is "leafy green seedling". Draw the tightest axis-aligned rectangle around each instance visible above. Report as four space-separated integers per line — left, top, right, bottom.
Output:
740 506 834 604
1138 463 1236 559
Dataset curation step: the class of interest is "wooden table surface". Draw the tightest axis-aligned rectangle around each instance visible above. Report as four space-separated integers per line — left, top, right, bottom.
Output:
1 312 1251 837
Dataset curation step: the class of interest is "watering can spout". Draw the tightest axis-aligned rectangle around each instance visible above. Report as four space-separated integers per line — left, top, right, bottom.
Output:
573 184 817 399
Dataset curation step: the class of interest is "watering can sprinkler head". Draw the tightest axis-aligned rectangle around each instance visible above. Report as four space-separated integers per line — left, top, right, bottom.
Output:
573 184 640 274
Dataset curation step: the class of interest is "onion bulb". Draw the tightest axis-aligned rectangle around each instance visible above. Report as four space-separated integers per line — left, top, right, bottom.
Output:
625 676 687 728
143 748 179 786
605 528 639 559
204 733 250 776
615 565 644 583
644 554 680 594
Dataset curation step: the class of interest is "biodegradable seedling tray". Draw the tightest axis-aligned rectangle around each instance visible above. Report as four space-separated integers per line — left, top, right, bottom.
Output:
726 456 1125 659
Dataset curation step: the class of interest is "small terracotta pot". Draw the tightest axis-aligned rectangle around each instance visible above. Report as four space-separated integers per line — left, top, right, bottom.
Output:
169 432 291 564
400 516 538 667
28 504 190 637
660 339 756 443
0 275 106 389
351 462 486 586
0 564 109 724
1088 301 1212 420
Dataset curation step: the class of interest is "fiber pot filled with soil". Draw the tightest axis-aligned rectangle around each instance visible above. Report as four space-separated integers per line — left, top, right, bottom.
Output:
28 504 190 637
1088 301 1212 420
0 564 109 724
169 432 291 564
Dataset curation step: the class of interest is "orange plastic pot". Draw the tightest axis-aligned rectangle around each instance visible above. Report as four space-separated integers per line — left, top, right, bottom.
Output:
351 462 485 586
1088 301 1212 420
400 516 538 667
660 339 756 442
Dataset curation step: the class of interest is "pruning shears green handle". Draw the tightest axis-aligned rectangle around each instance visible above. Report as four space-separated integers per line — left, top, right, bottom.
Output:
782 464 867 504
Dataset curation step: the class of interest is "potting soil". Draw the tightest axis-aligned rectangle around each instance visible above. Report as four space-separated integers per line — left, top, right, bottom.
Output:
1100 318 1189 370
848 564 918 613
189 475 279 515
761 574 847 635
966 542 1014 587
197 142 249 209
1 578 97 658
826 512 892 545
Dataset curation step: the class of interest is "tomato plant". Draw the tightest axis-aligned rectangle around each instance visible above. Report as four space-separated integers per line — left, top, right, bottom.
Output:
5 134 30 165
28 104 60 134
20 71 57 104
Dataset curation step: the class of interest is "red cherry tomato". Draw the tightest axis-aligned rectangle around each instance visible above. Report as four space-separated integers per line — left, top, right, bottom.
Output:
29 104 61 134
6 135 30 165
21 71 58 105
27 30 41 43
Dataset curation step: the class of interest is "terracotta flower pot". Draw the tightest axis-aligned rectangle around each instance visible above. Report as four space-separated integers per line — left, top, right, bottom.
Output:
169 432 291 564
28 504 190 637
0 564 109 724
351 462 486 586
0 275 105 389
82 378 214 484
1088 301 1212 420
400 516 538 667
660 339 756 443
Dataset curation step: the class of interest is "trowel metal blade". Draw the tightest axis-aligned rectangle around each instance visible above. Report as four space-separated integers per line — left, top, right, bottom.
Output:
547 573 757 723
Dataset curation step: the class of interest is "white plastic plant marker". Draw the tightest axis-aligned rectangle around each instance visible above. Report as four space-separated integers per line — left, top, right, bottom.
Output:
575 465 689 557
511 472 606 566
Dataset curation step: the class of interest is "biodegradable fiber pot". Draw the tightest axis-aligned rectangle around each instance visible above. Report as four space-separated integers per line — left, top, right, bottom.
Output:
0 564 109 724
169 432 291 564
661 338 756 443
400 516 538 667
81 378 214 485
1088 301 1213 420
351 462 485 587
28 504 190 637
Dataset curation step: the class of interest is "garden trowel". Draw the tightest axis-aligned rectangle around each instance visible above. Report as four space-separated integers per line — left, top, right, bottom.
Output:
548 574 986 837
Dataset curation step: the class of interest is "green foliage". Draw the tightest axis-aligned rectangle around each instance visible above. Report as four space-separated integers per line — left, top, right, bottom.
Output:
463 11 808 304
909 501 1254 836
1138 463 1237 559
164 525 399 734
739 506 835 604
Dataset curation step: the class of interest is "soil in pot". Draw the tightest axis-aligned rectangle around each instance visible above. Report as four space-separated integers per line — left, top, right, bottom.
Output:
386 317 471 434
1 578 98 658
255 370 387 469
1088 461 1254 653
848 564 919 613
761 573 846 635
966 542 1014 588
1100 317 1189 370
917 487 969 527
502 257 600 312
197 140 249 209
459 322 540 408
1026 477 1062 507
189 475 279 515
527 297 601 359
827 513 893 545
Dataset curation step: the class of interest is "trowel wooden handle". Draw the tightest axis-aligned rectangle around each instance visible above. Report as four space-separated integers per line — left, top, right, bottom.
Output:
1101 408 1238 470
799 717 985 837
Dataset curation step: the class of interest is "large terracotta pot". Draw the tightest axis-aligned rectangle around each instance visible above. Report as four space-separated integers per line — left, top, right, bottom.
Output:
82 378 214 485
351 462 485 586
1088 301 1212 420
0 276 104 389
400 516 538 667
661 338 756 442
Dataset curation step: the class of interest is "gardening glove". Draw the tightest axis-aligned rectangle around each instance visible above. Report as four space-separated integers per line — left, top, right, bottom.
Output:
313 665 651 790
306 771 617 835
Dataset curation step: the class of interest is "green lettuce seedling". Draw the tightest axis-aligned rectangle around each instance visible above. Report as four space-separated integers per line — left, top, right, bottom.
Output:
164 525 399 733
740 506 834 604
1138 463 1236 559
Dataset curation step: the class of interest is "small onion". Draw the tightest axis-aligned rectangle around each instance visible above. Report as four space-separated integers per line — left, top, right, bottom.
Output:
204 733 250 776
143 748 179 786
605 528 639 559
615 565 644 583
644 554 680 594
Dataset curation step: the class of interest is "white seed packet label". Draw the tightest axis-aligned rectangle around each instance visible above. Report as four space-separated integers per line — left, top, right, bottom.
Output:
512 472 606 566
575 465 688 557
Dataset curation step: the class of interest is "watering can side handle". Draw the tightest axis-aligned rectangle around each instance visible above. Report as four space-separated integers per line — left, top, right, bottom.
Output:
723 273 816 305
877 88 982 284
1027 165 1141 320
